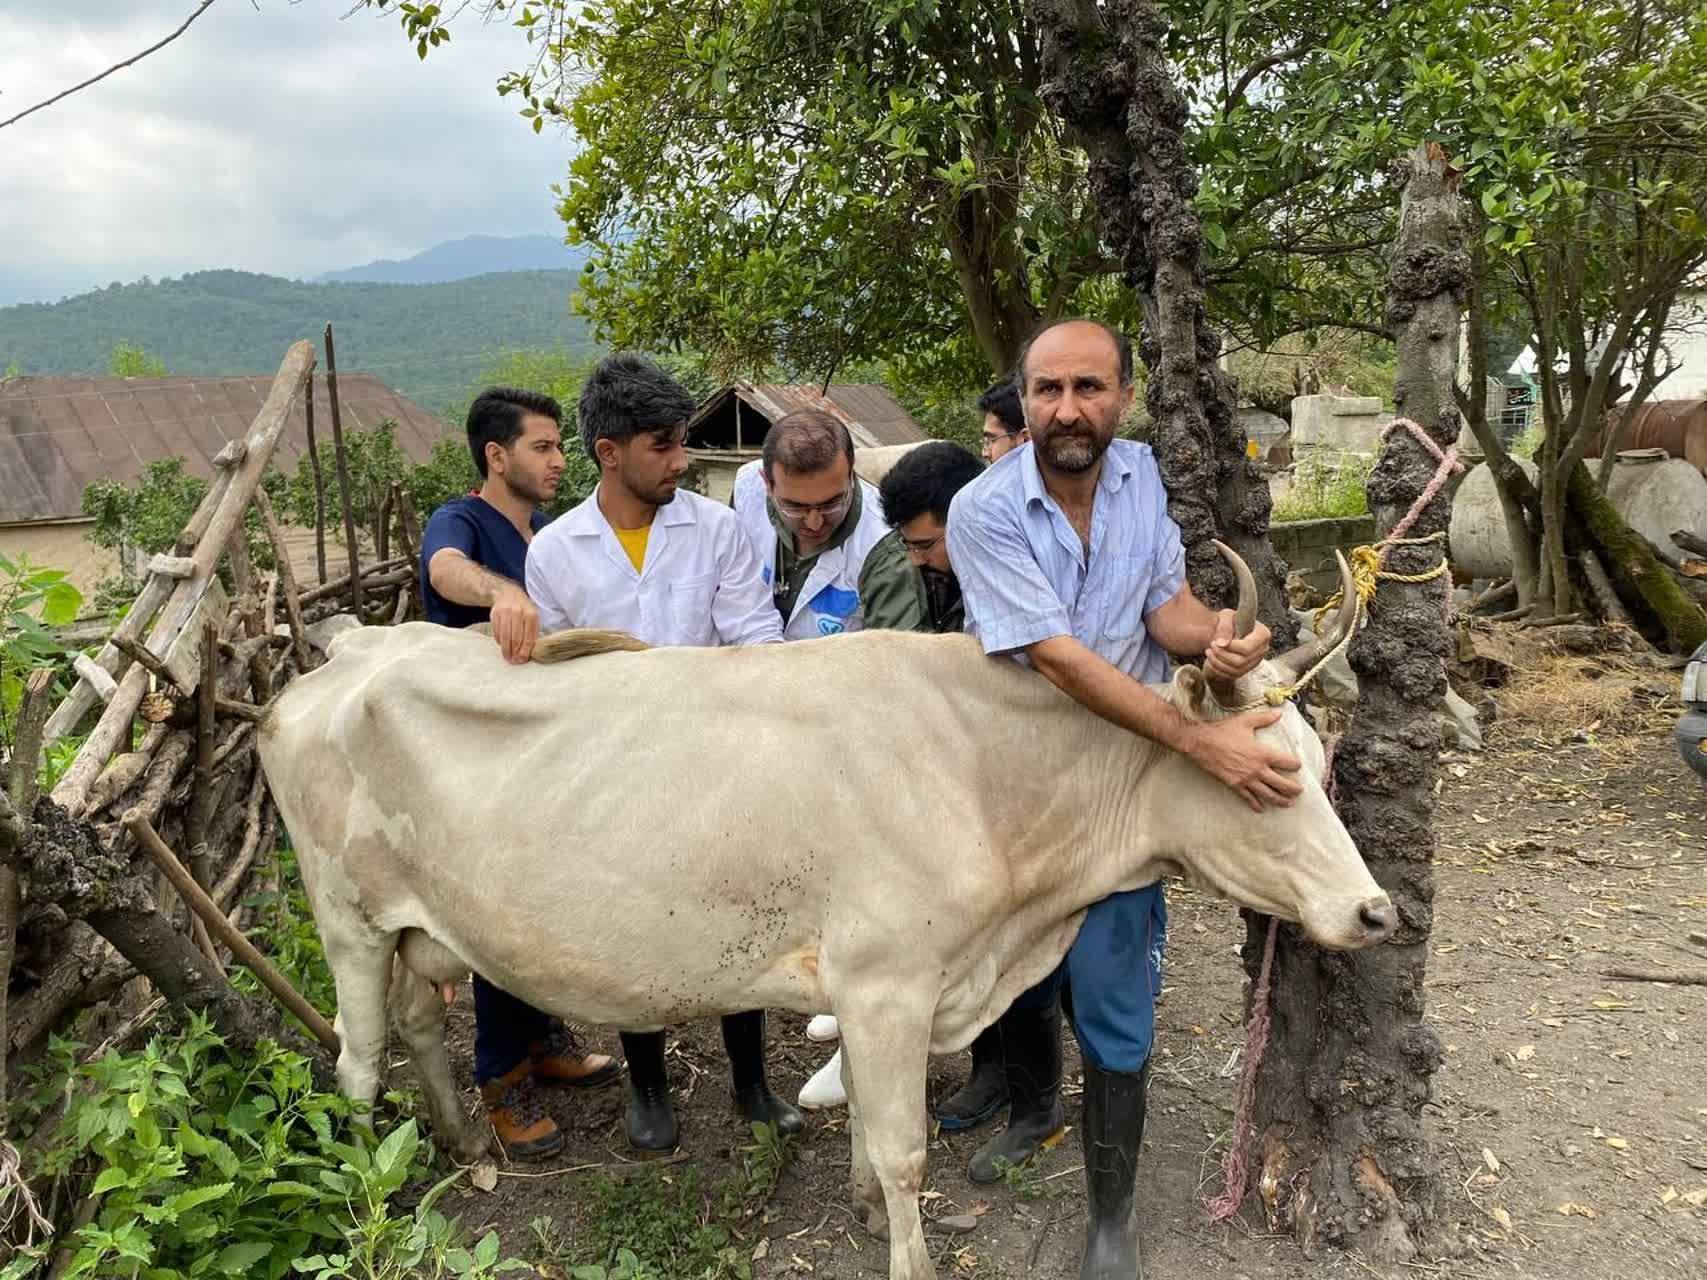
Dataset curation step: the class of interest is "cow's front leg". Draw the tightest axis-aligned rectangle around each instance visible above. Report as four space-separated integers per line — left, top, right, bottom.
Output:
840 1037 883 1236
838 1006 935 1280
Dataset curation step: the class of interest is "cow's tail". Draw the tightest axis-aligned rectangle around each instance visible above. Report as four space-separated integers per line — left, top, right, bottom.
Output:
532 628 653 664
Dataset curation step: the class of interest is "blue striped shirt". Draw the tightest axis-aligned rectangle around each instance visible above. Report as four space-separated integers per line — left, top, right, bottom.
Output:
946 439 1186 682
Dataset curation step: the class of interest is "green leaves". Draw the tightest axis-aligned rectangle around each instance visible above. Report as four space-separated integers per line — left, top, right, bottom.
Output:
45 1011 530 1279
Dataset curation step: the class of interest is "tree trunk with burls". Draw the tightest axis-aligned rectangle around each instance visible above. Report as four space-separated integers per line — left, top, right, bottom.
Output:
1250 145 1460 1261
1026 0 1296 645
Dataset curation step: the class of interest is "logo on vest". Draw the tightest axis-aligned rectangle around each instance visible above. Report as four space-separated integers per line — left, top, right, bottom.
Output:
807 583 859 637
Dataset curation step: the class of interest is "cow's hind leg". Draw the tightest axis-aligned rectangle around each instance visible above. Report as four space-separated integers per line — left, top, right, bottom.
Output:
838 1005 935 1280
388 958 489 1162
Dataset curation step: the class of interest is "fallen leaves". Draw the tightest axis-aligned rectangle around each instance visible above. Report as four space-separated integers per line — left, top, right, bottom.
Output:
1555 1202 1598 1218
471 1162 498 1193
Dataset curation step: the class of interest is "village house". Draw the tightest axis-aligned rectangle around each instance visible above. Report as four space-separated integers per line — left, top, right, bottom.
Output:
684 380 928 502
0 372 452 596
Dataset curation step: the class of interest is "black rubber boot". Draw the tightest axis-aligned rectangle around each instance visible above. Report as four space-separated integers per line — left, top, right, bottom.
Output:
722 1010 805 1135
620 1030 678 1154
1078 1060 1149 1280
968 999 1065 1183
934 1023 1009 1131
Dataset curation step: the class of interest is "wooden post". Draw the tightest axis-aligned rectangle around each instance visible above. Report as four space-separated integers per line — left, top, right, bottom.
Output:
52 341 315 817
393 483 422 571
255 489 313 669
41 470 233 747
323 323 364 617
127 813 340 1055
2 670 54 1111
305 373 328 585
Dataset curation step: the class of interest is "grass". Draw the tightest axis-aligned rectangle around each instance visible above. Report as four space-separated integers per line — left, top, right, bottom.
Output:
527 1123 798 1280
1271 453 1374 522
1494 652 1675 742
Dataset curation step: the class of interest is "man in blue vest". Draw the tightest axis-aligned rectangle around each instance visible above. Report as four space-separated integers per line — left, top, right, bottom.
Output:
419 386 621 1159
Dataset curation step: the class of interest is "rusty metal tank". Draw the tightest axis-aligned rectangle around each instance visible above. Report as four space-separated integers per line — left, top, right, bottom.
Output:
1585 399 1707 476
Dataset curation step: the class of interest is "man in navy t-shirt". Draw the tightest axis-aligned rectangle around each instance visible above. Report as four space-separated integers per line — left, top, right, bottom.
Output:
418 386 621 1158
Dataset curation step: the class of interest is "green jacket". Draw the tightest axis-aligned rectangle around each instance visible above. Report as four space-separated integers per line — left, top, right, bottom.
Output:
858 529 964 634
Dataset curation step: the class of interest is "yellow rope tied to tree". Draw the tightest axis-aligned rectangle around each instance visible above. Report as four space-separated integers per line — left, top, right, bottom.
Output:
1261 529 1453 707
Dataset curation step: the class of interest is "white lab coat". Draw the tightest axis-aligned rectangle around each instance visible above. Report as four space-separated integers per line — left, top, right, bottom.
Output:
731 460 889 641
525 488 782 647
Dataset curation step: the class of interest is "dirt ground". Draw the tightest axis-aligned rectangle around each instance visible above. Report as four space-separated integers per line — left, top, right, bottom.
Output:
413 666 1707 1280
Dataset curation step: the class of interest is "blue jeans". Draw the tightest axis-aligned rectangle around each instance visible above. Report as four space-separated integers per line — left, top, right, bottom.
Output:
1013 884 1166 1073
473 974 553 1083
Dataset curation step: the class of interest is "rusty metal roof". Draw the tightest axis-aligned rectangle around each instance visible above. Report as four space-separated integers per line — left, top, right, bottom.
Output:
0 373 453 524
685 381 928 451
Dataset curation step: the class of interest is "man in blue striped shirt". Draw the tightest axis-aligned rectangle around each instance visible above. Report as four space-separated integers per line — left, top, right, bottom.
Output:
947 318 1301 1280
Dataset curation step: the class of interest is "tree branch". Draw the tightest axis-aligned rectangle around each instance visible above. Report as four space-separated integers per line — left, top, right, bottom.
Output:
1223 45 1307 119
0 1 219 132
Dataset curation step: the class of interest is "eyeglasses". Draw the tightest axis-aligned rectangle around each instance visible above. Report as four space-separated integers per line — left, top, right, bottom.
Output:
773 487 853 521
899 533 944 556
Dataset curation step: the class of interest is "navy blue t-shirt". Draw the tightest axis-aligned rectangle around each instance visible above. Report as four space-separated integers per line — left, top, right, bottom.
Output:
419 494 549 630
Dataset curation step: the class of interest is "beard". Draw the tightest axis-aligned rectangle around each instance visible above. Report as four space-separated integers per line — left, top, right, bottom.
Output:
624 471 679 508
515 473 561 505
1037 421 1111 473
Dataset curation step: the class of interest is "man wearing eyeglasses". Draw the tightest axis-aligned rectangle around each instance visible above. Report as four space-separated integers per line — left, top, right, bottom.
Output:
979 378 1029 463
730 409 890 641
858 440 983 636
731 408 892 1111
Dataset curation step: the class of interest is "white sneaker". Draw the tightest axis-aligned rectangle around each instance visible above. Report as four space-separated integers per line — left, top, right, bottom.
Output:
806 1014 840 1043
797 1049 847 1110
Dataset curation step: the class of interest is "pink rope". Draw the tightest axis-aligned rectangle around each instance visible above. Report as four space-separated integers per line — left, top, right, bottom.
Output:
1204 420 1461 1222
1205 913 1279 1221
1381 417 1464 613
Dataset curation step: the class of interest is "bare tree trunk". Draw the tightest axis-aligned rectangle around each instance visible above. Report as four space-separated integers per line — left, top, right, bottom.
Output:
1250 145 1460 1262
1462 250 1539 606
1025 0 1296 643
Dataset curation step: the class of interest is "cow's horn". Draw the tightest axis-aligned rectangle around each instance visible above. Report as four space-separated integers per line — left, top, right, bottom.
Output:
1212 539 1258 640
1205 540 1258 704
1274 549 1359 682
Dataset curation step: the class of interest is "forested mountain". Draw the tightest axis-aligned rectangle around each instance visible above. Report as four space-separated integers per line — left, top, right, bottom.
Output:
314 234 584 284
0 269 595 412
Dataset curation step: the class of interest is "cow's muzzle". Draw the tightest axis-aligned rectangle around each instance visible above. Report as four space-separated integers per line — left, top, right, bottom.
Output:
1358 896 1399 945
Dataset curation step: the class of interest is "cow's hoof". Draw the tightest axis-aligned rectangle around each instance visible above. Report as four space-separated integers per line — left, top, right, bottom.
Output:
452 1132 492 1164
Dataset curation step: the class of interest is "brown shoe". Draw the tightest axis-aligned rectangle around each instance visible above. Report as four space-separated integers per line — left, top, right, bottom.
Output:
479 1063 564 1159
529 1022 622 1089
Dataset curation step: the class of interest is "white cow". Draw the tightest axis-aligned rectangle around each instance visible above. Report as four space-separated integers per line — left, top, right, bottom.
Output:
257 553 1392 1280
853 441 927 487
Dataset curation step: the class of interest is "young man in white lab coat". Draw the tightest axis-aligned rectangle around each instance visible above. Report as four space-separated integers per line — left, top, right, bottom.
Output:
524 353 801 1154
730 410 891 1109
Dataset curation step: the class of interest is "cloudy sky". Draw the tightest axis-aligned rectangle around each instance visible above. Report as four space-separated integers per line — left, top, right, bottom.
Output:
0 0 568 304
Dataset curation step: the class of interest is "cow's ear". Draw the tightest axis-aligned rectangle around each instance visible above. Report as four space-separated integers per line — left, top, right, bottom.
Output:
1174 664 1210 719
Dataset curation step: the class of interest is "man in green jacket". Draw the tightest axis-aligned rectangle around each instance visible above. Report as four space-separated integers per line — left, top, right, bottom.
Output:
857 441 1063 1158
859 440 982 634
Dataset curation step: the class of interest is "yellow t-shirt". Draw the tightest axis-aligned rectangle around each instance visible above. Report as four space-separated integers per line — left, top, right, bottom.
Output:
614 524 650 573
